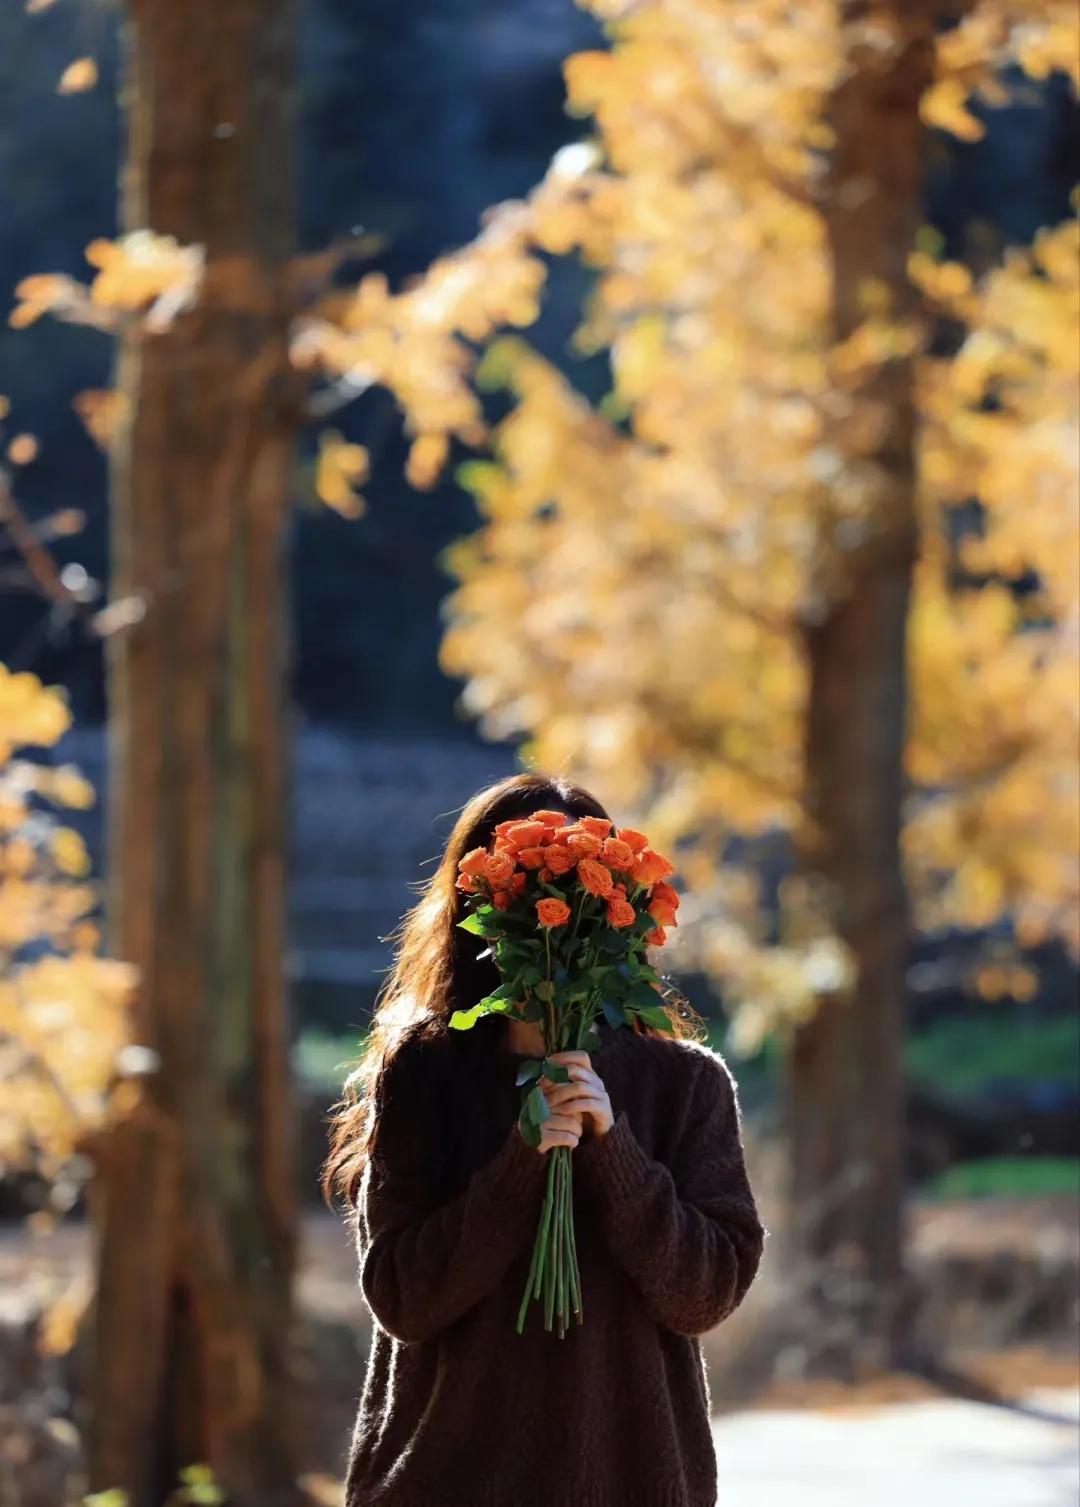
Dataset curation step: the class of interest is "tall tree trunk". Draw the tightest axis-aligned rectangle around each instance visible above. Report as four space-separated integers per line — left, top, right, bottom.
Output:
783 7 935 1377
86 4 300 1502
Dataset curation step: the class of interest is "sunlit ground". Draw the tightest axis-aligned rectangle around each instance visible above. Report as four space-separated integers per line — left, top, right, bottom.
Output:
711 1388 1079 1507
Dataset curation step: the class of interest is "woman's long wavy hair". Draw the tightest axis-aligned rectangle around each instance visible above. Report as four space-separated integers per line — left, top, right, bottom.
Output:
321 772 704 1206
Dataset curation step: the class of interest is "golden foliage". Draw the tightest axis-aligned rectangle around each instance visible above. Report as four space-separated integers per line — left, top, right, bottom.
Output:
74 389 130 450
6 432 39 466
315 431 369 517
57 57 98 96
0 667 135 1180
10 233 204 333
306 0 1078 1028
909 218 1080 950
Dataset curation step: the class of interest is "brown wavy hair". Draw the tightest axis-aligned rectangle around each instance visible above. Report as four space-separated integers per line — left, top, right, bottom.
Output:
321 771 704 1206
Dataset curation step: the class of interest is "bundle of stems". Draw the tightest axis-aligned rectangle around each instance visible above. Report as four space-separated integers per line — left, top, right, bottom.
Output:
516 1142 582 1337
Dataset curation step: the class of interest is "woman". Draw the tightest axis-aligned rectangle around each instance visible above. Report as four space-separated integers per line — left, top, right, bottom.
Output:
324 772 767 1507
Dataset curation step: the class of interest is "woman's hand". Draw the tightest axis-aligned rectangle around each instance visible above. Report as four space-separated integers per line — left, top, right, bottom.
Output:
541 1050 615 1141
532 1104 584 1156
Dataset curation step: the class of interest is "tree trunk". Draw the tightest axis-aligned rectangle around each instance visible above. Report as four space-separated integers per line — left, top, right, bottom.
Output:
86 4 300 1502
783 8 935 1377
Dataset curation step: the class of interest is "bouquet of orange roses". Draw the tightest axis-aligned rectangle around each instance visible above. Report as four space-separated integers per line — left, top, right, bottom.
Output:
452 810 680 1337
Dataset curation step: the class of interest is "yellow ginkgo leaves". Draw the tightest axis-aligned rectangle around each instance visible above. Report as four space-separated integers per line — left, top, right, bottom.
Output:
306 0 1080 1027
0 667 133 1180
315 432 369 518
0 666 72 761
57 58 98 95
6 433 39 466
10 234 204 333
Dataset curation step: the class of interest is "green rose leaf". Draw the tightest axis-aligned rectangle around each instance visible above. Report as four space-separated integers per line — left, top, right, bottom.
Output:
518 1105 542 1148
519 1082 550 1146
627 979 661 1009
449 995 513 1030
601 998 627 1029
633 1002 674 1032
457 911 487 935
515 1059 544 1086
542 1060 571 1084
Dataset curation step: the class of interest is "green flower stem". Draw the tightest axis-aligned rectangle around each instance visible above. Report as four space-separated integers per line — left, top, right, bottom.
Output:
567 1153 582 1320
551 1155 562 1339
517 1219 542 1336
535 1156 556 1304
543 1168 557 1331
525 1152 556 1308
554 1148 567 1336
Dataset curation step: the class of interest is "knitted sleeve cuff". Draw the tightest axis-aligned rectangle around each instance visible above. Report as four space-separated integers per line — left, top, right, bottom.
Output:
572 1109 656 1207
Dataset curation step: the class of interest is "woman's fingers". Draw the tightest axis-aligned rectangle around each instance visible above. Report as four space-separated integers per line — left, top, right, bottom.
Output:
547 1050 592 1070
538 1109 583 1152
544 1109 581 1133
544 1086 605 1116
543 1066 601 1099
544 1063 600 1089
542 1064 616 1140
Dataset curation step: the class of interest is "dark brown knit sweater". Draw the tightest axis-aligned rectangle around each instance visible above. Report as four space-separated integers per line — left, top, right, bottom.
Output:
344 1017 767 1507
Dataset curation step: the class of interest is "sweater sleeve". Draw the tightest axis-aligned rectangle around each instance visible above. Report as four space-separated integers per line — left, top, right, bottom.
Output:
572 1047 766 1338
355 1044 548 1344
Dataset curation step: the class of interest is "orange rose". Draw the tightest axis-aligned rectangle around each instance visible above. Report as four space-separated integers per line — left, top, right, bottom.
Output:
646 926 667 947
601 837 635 870
539 867 553 882
459 846 489 877
493 819 520 836
511 871 527 895
632 848 675 886
649 898 679 929
651 880 679 910
529 809 569 828
606 894 637 928
579 816 613 838
617 827 650 854
536 897 571 927
577 857 614 898
543 844 577 875
485 850 516 886
503 820 547 850
565 829 604 859
492 889 511 909
516 846 547 869
456 872 480 893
